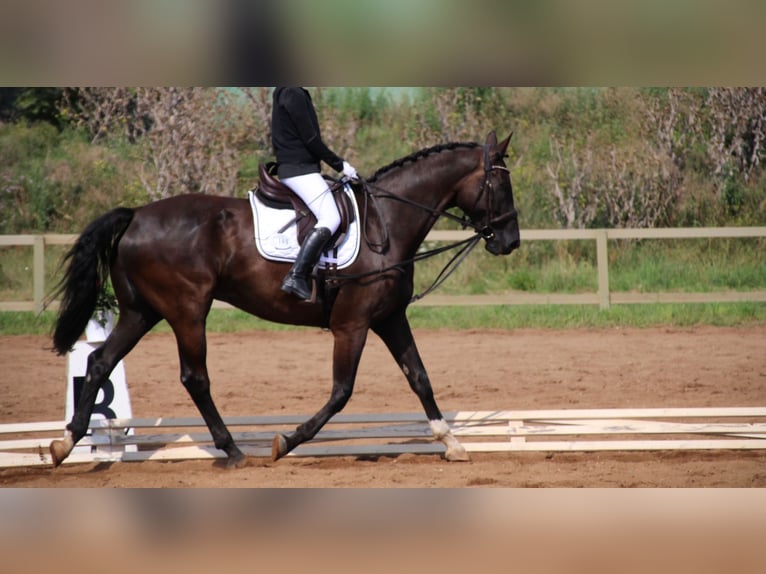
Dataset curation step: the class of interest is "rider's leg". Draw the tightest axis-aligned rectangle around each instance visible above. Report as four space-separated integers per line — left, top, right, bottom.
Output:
280 173 341 300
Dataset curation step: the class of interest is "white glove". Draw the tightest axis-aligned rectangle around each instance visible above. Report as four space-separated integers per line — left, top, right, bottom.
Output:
342 161 358 179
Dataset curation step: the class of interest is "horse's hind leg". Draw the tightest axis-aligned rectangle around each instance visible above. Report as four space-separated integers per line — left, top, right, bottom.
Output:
50 307 160 467
272 326 368 461
372 311 469 462
172 321 246 469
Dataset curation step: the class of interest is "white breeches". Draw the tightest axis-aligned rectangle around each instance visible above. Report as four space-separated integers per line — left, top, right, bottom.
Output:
281 172 341 234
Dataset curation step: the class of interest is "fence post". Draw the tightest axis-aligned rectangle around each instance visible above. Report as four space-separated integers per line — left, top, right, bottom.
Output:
33 235 45 314
596 229 610 310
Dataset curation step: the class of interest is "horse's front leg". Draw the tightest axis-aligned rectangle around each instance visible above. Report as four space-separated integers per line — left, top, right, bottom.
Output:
272 326 368 461
372 311 469 462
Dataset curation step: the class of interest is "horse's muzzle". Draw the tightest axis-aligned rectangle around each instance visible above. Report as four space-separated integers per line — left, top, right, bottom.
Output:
485 236 520 256
483 210 520 255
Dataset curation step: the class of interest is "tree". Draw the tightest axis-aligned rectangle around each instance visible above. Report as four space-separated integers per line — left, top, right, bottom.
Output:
64 87 272 199
545 91 683 229
409 87 508 148
0 88 66 127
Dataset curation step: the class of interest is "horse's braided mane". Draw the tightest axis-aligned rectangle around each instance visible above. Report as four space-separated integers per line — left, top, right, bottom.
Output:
369 141 480 182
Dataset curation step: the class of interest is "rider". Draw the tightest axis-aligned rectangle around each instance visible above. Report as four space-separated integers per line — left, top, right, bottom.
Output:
271 86 359 300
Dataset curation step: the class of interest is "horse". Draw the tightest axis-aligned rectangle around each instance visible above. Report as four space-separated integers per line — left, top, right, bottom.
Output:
48 131 520 469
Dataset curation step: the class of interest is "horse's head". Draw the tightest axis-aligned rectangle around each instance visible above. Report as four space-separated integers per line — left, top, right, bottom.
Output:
456 131 520 256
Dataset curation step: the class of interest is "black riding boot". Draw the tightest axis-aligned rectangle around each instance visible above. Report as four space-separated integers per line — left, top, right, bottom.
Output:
281 227 332 300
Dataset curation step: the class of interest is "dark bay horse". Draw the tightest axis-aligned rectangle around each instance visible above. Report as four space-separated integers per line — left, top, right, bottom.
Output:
49 131 519 469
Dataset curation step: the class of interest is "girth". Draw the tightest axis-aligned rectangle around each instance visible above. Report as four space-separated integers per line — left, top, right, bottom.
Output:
256 163 354 246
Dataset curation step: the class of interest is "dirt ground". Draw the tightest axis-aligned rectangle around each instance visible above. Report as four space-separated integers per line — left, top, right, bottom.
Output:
1 326 765 487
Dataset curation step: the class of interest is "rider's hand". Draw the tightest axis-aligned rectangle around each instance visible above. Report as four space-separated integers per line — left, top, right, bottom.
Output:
342 161 358 180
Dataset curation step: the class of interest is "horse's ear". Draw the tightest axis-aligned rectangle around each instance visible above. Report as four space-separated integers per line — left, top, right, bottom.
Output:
497 132 512 155
485 131 498 146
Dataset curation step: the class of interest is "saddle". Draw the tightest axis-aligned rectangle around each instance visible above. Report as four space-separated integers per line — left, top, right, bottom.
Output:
255 163 354 247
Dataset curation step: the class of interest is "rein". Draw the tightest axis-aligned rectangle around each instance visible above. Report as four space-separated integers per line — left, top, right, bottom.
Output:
325 224 484 302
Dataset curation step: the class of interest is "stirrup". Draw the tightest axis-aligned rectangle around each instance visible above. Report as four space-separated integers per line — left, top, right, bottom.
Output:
281 273 313 301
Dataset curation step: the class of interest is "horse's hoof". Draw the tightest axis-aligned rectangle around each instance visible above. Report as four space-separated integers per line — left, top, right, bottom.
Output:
271 434 288 461
49 439 70 468
225 453 248 470
444 446 470 462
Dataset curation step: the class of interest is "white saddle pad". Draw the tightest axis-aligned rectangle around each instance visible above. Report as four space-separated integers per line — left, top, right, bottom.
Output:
248 183 361 269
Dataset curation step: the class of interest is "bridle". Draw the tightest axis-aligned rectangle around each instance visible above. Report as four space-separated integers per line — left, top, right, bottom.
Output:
325 144 518 301
467 143 518 242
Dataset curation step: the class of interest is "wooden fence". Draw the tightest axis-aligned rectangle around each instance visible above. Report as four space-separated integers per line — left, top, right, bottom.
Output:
2 227 765 313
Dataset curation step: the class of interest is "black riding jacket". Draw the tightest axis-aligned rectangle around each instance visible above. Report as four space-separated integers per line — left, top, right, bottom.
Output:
271 87 344 178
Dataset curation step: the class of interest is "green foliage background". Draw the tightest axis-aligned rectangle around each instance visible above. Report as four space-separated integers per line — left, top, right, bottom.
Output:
2 87 765 234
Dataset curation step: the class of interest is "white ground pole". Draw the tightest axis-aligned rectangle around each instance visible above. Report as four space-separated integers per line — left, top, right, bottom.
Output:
2 407 765 468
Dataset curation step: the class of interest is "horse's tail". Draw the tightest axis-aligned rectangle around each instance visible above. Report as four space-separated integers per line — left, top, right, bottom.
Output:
50 207 135 355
